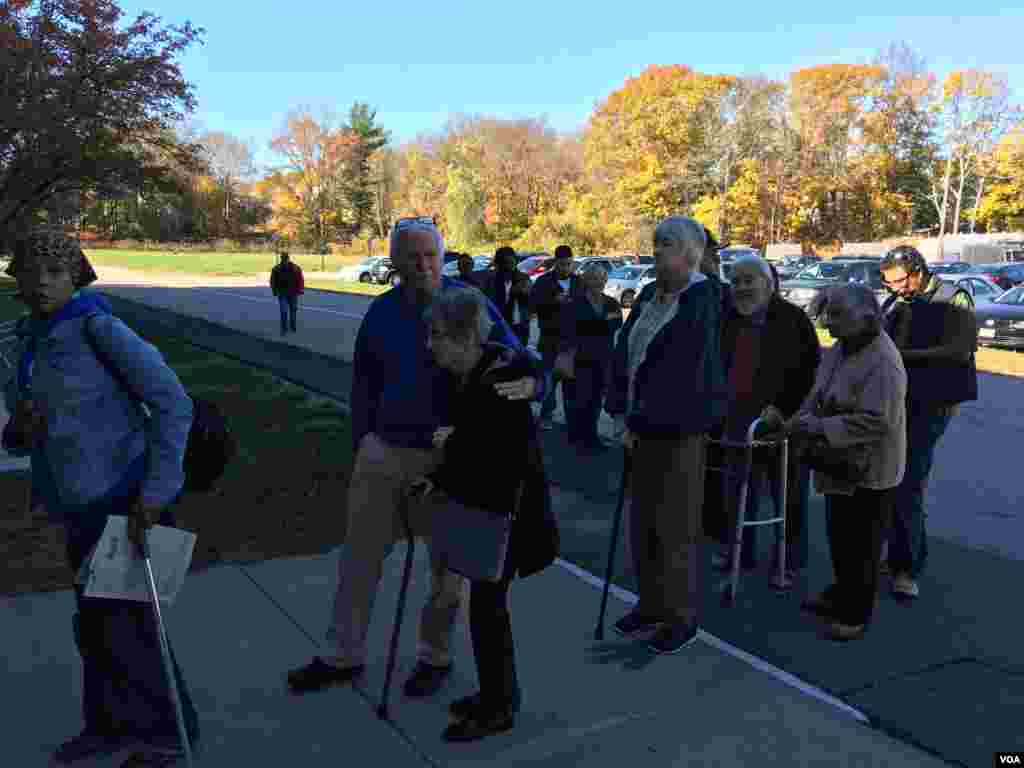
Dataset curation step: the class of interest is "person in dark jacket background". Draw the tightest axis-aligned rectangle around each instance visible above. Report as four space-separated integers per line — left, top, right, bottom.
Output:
480 246 532 346
706 253 820 585
530 245 580 430
878 245 977 600
700 227 735 319
270 251 304 335
559 262 622 452
411 285 558 743
604 215 727 654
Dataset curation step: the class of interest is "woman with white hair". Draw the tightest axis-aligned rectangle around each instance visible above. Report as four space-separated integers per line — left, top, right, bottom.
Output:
409 285 559 742
765 284 906 641
603 216 728 654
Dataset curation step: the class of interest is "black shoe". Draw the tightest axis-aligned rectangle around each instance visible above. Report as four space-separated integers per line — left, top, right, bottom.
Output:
53 728 135 764
287 657 363 694
403 661 452 698
801 594 837 620
611 610 664 638
649 623 699 655
442 707 515 743
449 692 484 720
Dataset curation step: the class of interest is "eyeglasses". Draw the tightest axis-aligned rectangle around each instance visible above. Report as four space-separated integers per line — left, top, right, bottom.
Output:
881 274 911 289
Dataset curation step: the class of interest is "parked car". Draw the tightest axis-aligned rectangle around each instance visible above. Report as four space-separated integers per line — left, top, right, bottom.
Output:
718 247 760 262
930 261 974 276
369 258 401 286
518 255 582 282
938 275 1003 308
573 256 627 276
441 255 493 278
774 255 821 281
970 263 1024 292
337 256 386 284
976 285 1024 349
778 260 884 319
604 264 658 308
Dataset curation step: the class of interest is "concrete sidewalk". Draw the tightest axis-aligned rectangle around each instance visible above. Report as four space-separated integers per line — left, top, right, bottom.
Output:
2 543 948 767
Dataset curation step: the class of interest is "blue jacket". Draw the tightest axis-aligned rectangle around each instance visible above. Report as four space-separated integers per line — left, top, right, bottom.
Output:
350 277 550 454
605 277 727 437
2 291 193 519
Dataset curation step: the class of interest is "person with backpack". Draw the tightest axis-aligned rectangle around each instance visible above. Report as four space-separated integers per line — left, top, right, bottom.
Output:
2 230 201 767
270 250 305 335
878 245 977 600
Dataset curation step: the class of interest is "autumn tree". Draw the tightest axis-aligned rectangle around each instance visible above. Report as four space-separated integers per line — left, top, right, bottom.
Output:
0 0 203 239
199 131 256 235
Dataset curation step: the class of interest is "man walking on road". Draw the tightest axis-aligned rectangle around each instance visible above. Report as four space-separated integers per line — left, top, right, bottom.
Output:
287 217 550 700
879 245 977 600
270 251 304 335
530 245 579 430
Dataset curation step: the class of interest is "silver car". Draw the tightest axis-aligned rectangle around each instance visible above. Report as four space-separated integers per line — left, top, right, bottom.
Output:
939 274 1004 307
604 264 657 307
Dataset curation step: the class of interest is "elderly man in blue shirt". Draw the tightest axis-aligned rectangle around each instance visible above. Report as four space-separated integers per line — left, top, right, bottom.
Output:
288 217 550 699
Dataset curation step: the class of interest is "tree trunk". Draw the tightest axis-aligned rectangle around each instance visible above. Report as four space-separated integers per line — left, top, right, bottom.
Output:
971 175 985 233
953 154 968 236
938 155 954 238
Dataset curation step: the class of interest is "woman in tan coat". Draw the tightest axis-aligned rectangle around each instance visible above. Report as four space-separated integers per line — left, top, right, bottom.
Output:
762 284 907 642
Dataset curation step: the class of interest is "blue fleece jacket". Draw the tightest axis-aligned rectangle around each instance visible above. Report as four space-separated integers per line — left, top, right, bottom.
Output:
350 277 549 454
2 291 193 521
605 278 728 437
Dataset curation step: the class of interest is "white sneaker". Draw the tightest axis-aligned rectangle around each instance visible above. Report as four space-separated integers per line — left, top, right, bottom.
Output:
891 573 919 599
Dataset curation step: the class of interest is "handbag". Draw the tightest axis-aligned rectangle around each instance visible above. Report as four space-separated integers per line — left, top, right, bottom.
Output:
429 482 525 583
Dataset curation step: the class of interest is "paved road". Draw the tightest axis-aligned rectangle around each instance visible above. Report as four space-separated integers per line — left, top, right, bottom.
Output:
97 283 1024 767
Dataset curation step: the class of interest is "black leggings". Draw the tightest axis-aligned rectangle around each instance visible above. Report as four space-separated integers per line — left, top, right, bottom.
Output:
824 488 894 626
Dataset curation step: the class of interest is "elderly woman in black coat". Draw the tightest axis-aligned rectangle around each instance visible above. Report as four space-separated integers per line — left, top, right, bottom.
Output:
410 284 559 743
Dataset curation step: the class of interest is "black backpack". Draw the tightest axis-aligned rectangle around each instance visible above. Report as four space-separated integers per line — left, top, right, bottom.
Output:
86 315 237 493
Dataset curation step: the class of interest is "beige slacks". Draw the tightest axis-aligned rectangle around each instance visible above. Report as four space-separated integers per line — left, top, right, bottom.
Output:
326 433 466 667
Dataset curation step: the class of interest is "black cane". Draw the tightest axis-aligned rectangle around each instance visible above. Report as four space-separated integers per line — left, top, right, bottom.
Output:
378 507 416 720
594 448 632 640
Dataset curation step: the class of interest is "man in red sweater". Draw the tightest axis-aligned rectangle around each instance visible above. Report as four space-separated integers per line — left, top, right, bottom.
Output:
270 251 305 335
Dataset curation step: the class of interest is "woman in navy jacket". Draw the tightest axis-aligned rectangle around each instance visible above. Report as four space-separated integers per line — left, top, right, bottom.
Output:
603 216 727 654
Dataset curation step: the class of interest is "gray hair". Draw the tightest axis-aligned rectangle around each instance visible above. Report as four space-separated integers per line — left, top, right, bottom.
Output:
654 216 706 268
731 253 775 291
831 284 882 332
390 219 445 263
422 284 494 344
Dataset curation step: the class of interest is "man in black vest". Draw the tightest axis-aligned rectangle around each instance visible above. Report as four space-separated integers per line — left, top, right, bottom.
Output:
879 245 977 600
530 245 580 430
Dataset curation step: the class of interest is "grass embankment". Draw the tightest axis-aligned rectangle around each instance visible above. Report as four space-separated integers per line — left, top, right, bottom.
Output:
85 248 373 277
305 278 388 297
816 327 1024 376
0 276 356 595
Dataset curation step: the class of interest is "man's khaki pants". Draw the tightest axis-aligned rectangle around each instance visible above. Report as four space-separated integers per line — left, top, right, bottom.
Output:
326 433 466 668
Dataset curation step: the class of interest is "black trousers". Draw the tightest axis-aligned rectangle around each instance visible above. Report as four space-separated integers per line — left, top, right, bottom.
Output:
469 576 520 713
823 487 894 626
562 361 606 446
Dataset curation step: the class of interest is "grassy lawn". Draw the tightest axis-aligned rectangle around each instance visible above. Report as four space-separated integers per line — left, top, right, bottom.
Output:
306 278 388 297
1 280 356 595
85 248 372 277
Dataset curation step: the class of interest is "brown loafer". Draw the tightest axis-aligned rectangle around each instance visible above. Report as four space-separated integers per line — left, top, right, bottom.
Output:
825 621 866 642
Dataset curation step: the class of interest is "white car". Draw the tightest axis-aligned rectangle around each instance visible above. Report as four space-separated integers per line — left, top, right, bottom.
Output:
338 257 386 283
604 265 657 307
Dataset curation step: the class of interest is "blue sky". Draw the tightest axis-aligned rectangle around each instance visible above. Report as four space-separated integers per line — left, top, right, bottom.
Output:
117 0 1024 170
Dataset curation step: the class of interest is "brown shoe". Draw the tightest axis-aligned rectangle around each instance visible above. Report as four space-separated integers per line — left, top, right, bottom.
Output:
825 621 866 641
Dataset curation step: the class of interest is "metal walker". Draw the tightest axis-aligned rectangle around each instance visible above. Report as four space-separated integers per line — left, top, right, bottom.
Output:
706 417 790 604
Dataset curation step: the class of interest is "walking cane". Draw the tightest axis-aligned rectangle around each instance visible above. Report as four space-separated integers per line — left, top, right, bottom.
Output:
594 447 633 641
378 503 416 720
140 534 194 768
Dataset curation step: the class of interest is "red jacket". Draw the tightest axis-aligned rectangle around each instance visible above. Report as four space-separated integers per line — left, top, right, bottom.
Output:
271 262 304 296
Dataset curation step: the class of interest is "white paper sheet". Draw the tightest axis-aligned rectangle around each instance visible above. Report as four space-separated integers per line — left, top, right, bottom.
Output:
78 515 196 604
